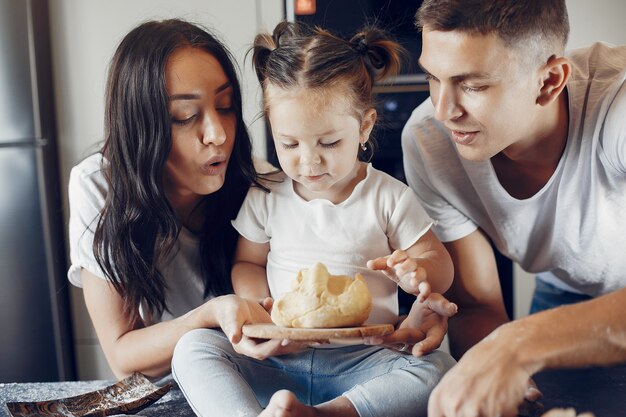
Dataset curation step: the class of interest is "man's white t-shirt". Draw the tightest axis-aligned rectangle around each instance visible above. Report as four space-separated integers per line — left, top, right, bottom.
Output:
67 153 207 323
402 42 626 297
232 164 433 325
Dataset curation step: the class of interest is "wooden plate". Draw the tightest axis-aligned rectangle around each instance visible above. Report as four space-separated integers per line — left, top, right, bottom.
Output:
242 323 394 340
5 373 171 417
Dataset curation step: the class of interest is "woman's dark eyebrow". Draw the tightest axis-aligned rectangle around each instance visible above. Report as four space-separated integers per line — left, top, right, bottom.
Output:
169 93 200 101
169 82 232 101
215 81 232 94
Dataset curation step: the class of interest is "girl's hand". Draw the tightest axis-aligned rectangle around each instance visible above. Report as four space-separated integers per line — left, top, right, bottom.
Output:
367 249 432 301
365 293 457 356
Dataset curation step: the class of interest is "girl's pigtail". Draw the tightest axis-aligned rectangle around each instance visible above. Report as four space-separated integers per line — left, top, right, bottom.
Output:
252 32 276 84
350 28 404 81
272 20 300 46
252 21 301 85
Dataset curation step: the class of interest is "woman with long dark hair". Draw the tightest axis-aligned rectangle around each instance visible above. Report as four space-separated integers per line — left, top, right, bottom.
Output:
67 18 275 378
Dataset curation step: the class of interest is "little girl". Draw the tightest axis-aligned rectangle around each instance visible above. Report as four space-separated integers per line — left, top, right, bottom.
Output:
173 22 456 417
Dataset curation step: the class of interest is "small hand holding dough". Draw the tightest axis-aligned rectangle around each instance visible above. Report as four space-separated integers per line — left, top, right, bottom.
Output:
271 262 372 328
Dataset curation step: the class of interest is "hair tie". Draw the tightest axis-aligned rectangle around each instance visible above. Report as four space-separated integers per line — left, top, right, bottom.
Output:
354 38 368 55
353 37 384 70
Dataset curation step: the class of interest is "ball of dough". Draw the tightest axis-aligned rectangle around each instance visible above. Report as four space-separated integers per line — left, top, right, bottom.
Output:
271 262 372 328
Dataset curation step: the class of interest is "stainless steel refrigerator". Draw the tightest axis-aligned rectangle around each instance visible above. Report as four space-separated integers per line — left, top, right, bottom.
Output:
0 0 76 382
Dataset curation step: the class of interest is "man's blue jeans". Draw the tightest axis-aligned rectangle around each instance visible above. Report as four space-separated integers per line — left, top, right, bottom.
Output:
530 276 592 314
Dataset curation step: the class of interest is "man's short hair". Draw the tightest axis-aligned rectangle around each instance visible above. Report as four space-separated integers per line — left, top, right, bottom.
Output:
416 0 569 54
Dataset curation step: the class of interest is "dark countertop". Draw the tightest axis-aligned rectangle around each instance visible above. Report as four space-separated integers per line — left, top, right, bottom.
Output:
0 375 194 417
533 364 626 416
1 364 625 416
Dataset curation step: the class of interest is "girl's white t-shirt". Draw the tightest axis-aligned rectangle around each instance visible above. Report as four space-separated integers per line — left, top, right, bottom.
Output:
232 164 433 325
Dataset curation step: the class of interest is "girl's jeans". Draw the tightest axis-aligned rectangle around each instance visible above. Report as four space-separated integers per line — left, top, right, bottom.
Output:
172 328 455 417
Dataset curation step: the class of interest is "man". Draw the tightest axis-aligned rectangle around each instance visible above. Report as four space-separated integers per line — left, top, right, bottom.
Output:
401 0 626 415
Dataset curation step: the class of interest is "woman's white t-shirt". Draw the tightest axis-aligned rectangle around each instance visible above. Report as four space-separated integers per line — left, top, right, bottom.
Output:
67 153 207 323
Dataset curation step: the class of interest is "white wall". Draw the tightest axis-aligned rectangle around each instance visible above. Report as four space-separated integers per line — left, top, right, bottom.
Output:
567 0 626 49
48 0 626 380
513 0 626 320
49 0 283 380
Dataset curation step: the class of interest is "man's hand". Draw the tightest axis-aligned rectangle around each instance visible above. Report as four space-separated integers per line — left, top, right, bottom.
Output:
428 324 538 417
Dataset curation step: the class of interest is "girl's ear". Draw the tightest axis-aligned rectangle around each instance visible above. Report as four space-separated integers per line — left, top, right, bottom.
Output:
360 108 377 142
537 55 571 106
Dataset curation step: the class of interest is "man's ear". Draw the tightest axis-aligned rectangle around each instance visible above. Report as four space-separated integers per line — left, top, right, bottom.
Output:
360 108 377 142
537 55 571 106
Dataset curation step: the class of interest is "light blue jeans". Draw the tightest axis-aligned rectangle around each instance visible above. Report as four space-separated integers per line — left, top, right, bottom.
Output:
172 328 455 417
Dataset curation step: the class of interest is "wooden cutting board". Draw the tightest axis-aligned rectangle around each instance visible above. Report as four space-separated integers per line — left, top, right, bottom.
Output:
242 323 394 340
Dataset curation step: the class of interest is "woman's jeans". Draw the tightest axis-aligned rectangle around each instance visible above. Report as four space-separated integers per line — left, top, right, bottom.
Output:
172 328 455 417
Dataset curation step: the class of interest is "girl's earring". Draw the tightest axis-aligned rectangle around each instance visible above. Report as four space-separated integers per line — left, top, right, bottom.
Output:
360 141 368 151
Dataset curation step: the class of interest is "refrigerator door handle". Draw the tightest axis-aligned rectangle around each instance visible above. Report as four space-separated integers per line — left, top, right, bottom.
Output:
0 138 48 148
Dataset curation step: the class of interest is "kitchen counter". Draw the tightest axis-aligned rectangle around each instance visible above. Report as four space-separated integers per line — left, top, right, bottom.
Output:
1 364 625 416
533 363 626 416
0 375 193 417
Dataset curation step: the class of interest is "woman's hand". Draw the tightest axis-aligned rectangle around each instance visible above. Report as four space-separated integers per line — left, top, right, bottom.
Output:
365 293 458 356
233 336 316 360
367 249 432 301
209 294 272 343
211 295 310 360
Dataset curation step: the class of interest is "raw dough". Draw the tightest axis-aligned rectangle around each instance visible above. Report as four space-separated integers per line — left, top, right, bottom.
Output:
541 409 594 417
271 262 372 328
